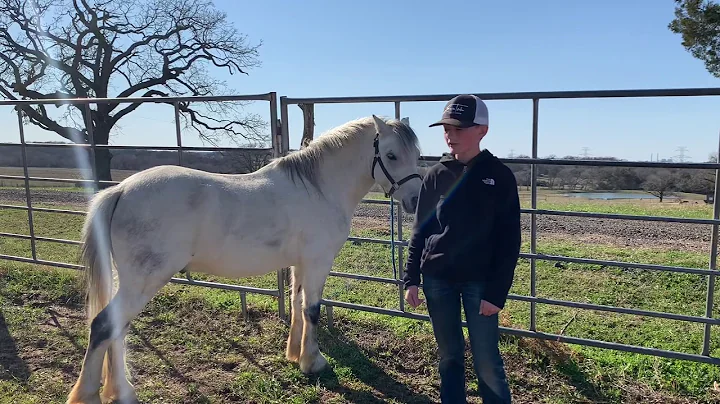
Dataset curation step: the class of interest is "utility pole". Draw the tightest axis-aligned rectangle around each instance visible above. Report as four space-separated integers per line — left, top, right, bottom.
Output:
508 149 515 158
581 147 590 158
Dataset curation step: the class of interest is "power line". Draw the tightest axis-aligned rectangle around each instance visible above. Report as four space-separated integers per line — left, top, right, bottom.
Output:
674 146 690 162
580 147 590 158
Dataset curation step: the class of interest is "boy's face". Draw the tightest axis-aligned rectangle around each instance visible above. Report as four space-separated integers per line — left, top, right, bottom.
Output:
443 124 488 156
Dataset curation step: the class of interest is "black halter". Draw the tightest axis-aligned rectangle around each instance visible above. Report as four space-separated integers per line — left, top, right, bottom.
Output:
371 133 422 197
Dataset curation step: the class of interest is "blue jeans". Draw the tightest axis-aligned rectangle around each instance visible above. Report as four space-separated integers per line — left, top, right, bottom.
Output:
423 275 512 403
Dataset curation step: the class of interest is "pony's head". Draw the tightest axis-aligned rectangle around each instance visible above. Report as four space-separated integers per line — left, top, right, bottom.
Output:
370 115 422 213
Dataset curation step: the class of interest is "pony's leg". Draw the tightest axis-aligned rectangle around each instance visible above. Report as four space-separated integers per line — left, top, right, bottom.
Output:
286 266 304 362
298 259 332 374
100 326 133 403
67 280 165 404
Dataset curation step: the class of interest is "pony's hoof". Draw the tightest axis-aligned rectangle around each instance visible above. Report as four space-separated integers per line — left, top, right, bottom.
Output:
101 390 139 404
299 353 328 374
66 392 102 404
286 344 301 363
286 350 299 363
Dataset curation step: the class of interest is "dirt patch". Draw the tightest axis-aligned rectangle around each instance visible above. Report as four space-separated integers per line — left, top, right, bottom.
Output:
0 189 89 207
351 202 717 252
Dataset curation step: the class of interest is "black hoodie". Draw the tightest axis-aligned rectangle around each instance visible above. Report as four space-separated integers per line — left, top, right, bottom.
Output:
402 149 521 309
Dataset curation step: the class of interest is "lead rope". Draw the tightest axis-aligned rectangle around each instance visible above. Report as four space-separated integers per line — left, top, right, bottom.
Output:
390 195 397 279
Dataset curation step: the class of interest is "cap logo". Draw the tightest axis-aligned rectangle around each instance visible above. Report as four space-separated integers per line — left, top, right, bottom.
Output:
445 103 468 115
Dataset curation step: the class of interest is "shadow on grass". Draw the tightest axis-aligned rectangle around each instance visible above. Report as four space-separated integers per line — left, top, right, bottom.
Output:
129 324 212 404
310 325 437 404
0 310 31 383
509 335 616 403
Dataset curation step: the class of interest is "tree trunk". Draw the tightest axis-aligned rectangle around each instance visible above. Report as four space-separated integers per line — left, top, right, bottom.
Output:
298 103 314 149
93 147 114 188
90 127 113 188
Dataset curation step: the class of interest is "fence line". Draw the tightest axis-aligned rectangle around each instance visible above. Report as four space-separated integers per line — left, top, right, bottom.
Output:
280 87 720 366
1 88 719 365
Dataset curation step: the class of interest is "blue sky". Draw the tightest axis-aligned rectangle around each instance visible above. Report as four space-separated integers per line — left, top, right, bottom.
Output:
2 0 720 162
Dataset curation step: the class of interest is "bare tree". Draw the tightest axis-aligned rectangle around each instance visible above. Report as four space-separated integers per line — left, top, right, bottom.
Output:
0 0 266 185
642 169 677 202
228 149 271 173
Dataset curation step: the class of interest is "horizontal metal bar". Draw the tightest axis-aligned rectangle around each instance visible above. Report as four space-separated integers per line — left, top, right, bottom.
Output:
0 254 282 298
0 174 87 183
502 329 720 366
283 87 720 105
0 93 274 106
509 294 720 325
0 142 273 153
523 252 719 276
168 277 280 297
0 203 28 210
319 298 720 365
360 198 398 206
0 174 119 186
0 232 82 245
421 155 720 169
329 271 402 285
0 204 86 215
503 158 720 170
525 208 720 225
347 236 407 247
0 253 84 270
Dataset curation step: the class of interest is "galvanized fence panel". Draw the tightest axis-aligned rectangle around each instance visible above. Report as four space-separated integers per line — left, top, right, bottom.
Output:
1 88 720 366
0 92 286 321
280 87 720 366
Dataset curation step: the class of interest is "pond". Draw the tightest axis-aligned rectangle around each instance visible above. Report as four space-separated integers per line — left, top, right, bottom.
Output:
561 192 678 200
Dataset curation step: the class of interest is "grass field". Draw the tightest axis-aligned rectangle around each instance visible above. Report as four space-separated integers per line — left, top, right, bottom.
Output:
2 186 720 403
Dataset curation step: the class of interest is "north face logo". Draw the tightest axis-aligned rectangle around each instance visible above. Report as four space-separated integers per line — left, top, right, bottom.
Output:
482 178 495 185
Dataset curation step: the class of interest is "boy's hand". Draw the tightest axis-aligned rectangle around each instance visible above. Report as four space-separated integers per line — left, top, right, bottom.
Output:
405 286 424 308
480 299 500 316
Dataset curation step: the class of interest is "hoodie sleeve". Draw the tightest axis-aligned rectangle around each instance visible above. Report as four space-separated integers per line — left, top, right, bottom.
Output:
403 170 436 289
483 167 521 309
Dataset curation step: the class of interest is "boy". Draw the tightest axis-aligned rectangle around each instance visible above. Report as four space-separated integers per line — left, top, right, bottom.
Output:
403 94 521 403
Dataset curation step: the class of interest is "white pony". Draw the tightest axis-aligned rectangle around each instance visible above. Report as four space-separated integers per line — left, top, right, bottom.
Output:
66 115 423 404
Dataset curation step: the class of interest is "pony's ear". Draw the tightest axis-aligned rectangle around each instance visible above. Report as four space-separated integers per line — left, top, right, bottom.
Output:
372 115 392 135
401 117 410 126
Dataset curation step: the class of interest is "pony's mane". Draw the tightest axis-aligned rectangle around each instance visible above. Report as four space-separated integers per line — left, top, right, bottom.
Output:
273 116 420 193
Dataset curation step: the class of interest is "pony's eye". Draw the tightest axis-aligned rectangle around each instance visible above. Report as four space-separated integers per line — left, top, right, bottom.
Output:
386 152 397 161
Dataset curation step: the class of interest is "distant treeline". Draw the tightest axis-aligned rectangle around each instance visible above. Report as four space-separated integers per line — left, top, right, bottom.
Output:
0 144 715 198
504 155 715 199
0 143 273 174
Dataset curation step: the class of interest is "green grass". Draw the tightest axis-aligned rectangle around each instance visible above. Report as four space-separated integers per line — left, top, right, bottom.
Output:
531 199 713 219
2 192 720 403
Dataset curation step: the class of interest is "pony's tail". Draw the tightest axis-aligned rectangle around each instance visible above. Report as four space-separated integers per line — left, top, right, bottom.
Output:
78 185 123 380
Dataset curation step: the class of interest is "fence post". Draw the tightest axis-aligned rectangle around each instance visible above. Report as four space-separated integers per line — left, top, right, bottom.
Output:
530 98 539 332
280 96 290 155
702 129 720 355
84 103 99 192
271 92 288 321
394 102 406 311
16 108 37 260
270 92 280 158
